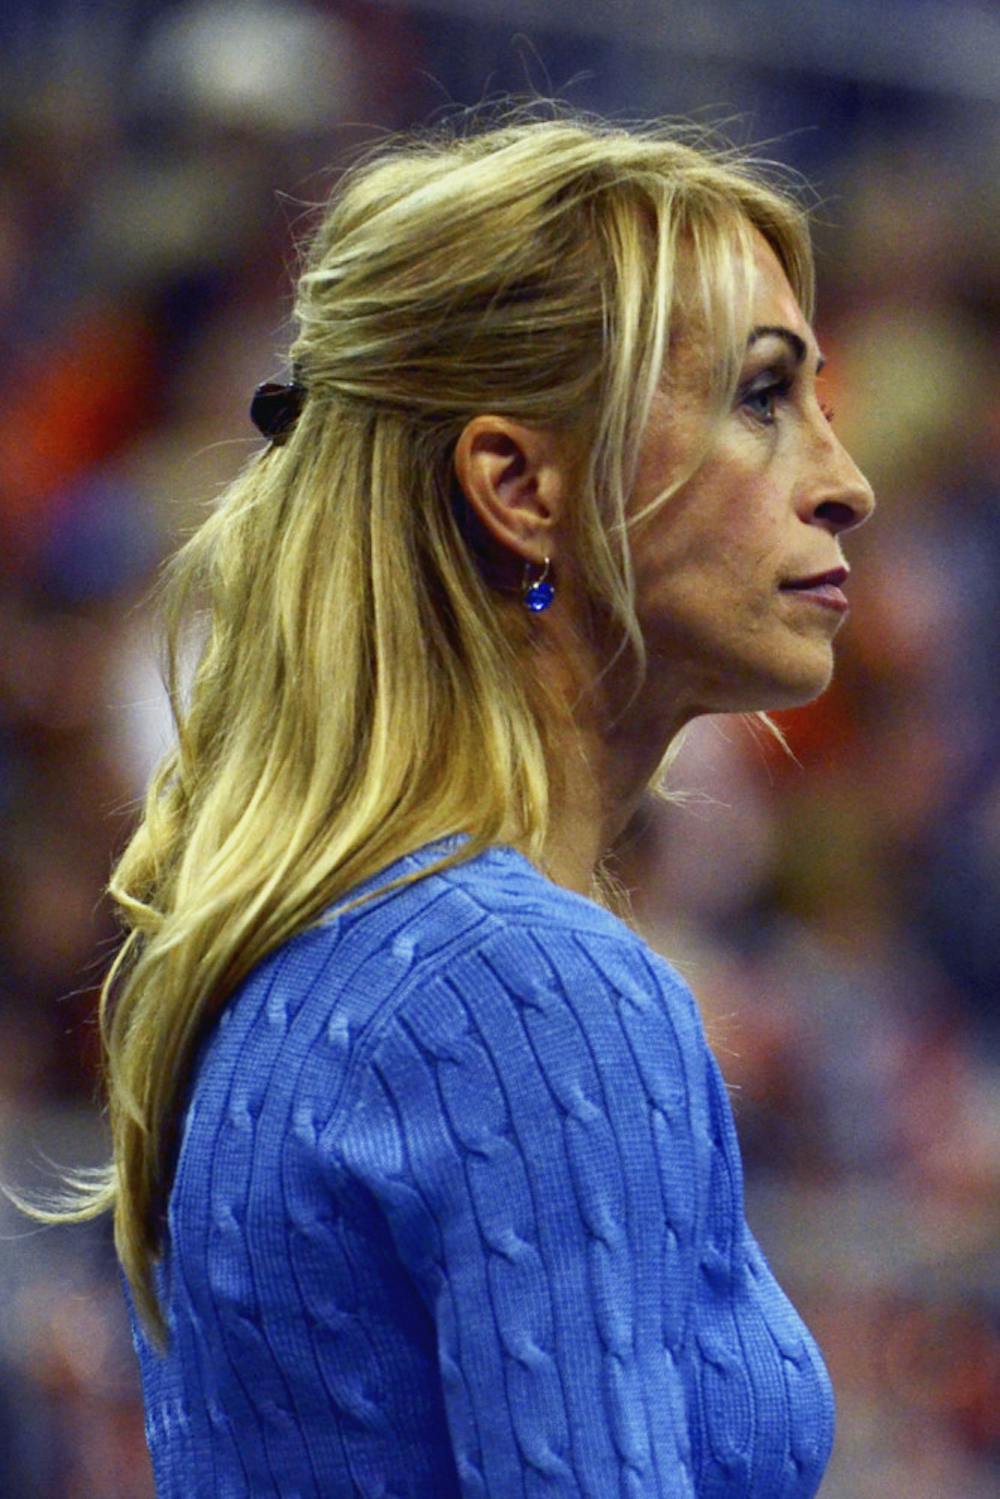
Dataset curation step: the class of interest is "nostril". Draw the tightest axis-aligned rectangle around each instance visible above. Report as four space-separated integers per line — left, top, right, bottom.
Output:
815 499 862 532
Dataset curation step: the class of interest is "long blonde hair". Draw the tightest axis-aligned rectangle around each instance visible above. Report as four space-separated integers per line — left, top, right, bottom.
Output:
14 109 813 1348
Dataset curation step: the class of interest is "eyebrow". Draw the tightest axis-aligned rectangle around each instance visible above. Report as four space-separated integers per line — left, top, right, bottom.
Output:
748 324 826 375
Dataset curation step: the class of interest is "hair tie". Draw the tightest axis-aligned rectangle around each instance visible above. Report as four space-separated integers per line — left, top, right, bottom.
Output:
250 370 306 444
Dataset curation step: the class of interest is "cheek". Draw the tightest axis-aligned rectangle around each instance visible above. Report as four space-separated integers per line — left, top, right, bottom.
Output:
638 470 782 607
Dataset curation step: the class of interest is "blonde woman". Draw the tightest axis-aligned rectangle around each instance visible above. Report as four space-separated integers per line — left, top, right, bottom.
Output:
24 113 873 1495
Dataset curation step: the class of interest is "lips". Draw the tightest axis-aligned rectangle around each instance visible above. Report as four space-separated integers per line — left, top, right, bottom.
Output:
779 565 850 614
780 566 849 591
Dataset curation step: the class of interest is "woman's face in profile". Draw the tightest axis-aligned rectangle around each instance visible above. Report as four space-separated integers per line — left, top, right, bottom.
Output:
629 229 875 719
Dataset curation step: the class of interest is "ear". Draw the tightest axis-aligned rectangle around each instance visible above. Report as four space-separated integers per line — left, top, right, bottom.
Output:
453 416 571 564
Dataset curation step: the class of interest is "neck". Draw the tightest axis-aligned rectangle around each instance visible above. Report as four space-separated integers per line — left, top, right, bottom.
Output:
537 646 690 898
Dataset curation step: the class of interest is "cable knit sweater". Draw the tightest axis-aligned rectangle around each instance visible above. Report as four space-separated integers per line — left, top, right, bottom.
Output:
126 837 834 1497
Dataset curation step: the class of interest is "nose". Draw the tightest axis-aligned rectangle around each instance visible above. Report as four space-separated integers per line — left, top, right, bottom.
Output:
806 427 876 536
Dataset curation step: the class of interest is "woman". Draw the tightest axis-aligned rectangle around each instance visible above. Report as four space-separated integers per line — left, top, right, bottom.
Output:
27 113 873 1495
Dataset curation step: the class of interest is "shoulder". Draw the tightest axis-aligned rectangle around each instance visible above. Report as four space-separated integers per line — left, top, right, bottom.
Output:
331 838 705 1042
198 837 709 1109
325 839 713 1132
330 843 718 1302
334 835 629 946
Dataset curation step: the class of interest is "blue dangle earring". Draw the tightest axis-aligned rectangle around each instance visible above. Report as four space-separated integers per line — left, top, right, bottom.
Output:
521 556 555 613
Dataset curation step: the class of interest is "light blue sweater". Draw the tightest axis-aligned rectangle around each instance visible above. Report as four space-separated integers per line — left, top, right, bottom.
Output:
126 838 834 1497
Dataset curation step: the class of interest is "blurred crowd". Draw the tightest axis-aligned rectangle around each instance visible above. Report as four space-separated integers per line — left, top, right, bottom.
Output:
0 2 996 1496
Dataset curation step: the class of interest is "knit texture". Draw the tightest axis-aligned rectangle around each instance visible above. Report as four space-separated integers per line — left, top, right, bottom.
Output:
126 838 834 1497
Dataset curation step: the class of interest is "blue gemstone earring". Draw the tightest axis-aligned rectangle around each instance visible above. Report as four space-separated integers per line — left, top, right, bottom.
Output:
522 556 555 612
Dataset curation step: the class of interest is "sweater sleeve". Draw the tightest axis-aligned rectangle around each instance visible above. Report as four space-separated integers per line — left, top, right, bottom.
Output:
332 919 712 1499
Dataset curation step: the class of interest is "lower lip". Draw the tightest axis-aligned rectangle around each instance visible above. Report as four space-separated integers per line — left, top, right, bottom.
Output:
780 584 849 614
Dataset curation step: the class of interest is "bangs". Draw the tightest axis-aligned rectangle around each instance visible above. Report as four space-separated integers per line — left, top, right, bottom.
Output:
627 208 761 530
676 206 760 418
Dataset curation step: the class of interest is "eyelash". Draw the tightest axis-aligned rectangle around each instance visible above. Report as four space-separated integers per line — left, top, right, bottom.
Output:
741 379 788 424
741 378 835 427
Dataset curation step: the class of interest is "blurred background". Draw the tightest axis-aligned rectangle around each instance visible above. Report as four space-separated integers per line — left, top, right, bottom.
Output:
0 1 996 1494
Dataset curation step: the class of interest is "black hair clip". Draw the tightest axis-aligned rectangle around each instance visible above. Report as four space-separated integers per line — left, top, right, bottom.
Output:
250 374 306 444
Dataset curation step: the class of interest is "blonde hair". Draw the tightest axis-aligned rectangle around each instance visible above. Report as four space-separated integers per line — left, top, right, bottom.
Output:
12 109 813 1348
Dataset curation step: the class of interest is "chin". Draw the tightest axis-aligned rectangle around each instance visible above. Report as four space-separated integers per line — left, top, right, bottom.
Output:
762 653 835 710
713 646 835 714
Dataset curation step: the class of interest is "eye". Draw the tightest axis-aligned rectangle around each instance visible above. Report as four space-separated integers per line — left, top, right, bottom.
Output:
740 376 790 426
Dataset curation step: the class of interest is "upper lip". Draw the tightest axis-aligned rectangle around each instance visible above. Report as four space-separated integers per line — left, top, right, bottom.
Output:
780 565 850 590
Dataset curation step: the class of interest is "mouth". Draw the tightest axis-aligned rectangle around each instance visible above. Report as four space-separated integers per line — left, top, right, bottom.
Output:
779 565 850 614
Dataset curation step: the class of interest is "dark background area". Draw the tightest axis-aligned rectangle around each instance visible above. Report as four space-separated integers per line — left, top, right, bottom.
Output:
0 3 997 1494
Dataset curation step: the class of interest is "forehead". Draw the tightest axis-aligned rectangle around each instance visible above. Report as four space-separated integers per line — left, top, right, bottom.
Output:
666 227 813 395
748 230 809 335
